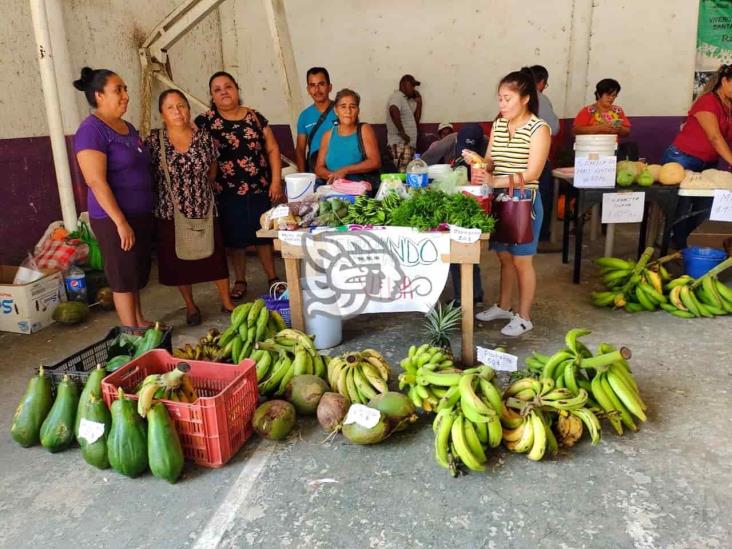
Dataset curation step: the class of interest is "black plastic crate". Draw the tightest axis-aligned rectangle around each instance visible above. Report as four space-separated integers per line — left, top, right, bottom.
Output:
44 325 173 392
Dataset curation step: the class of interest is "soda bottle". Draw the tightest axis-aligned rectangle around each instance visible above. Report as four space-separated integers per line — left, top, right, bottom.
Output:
405 154 429 189
63 264 88 303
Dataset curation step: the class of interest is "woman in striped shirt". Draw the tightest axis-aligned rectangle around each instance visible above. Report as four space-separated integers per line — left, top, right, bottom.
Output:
463 68 551 336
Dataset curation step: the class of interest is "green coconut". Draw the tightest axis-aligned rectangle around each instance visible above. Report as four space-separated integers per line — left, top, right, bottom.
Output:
252 400 296 440
285 375 329 416
96 287 115 310
341 405 392 445
368 391 418 431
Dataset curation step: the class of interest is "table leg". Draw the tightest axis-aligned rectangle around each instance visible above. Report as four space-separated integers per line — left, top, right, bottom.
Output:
460 262 475 366
562 189 571 264
638 203 649 258
604 224 615 257
550 177 560 244
283 257 304 331
573 196 585 284
590 204 600 241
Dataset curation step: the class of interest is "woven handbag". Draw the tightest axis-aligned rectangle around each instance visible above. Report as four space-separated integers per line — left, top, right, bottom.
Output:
158 130 215 260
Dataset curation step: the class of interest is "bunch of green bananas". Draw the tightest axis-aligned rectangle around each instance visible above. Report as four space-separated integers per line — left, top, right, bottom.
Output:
326 349 391 404
432 371 504 476
663 269 732 318
135 363 198 417
592 248 673 311
172 328 220 361
397 344 457 412
254 329 328 396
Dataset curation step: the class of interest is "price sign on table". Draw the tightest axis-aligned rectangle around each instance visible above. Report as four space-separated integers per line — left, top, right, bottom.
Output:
601 192 645 224
448 225 481 243
710 190 732 222
476 346 518 372
573 156 617 188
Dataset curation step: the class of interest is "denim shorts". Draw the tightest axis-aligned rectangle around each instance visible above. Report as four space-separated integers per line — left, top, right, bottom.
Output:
491 188 543 256
660 145 717 172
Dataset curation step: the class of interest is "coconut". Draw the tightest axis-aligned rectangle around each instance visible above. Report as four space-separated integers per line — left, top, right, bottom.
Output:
285 375 329 416
317 392 350 432
368 391 418 431
96 287 115 310
341 406 392 445
252 400 296 440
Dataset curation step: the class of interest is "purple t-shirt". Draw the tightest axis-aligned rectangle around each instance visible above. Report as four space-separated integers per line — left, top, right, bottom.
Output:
73 115 154 219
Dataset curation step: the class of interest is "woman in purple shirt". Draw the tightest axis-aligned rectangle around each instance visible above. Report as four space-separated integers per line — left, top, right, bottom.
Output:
73 67 154 328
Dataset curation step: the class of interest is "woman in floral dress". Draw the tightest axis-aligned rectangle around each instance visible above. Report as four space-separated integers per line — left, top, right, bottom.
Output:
196 71 284 300
147 89 233 325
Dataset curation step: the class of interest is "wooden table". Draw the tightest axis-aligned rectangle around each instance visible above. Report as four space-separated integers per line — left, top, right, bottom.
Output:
257 228 490 365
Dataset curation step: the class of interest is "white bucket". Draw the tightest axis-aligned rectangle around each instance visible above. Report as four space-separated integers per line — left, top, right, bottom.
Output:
302 278 343 349
285 172 316 202
574 136 617 160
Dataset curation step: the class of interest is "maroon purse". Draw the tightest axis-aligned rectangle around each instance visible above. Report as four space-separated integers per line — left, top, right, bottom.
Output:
493 173 534 245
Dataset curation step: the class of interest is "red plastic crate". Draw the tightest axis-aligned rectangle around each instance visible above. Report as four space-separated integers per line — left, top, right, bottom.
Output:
101 349 258 468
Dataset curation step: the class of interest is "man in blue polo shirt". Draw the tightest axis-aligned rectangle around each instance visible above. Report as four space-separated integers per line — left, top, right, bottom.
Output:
295 67 338 172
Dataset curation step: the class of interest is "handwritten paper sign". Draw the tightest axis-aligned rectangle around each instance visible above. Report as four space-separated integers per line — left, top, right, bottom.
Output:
601 192 645 224
476 346 518 372
271 204 291 219
277 230 305 246
448 225 481 243
343 404 381 428
573 156 617 189
710 190 732 222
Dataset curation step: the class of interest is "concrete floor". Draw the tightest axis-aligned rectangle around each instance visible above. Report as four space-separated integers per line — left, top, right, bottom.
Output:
1 232 731 549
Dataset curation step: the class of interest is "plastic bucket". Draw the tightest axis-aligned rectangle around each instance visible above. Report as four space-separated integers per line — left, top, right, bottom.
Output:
301 278 343 349
285 173 316 202
682 247 727 278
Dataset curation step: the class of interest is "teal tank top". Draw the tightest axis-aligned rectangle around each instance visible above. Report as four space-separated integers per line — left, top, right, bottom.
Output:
325 126 363 171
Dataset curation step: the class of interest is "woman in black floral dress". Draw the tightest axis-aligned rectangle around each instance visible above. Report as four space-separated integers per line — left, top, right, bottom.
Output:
147 89 233 325
196 71 284 300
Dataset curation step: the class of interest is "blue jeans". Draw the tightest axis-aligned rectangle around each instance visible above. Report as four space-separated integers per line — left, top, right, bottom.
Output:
661 145 717 248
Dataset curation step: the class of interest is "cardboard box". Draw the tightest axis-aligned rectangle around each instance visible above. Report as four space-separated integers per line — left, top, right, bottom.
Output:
0 266 65 334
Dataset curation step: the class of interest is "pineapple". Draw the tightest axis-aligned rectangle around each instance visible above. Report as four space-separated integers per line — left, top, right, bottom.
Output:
423 301 462 357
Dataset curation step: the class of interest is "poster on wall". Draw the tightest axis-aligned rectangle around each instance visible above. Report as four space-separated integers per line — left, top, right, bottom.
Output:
694 0 732 98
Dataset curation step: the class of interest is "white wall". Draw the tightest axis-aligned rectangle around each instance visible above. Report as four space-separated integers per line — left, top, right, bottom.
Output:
0 0 704 140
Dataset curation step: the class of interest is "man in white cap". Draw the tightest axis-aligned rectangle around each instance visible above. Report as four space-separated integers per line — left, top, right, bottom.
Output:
421 122 458 165
437 122 454 139
386 74 422 171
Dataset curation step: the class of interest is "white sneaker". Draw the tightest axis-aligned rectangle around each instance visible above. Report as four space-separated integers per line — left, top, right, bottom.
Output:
476 304 513 322
501 314 534 336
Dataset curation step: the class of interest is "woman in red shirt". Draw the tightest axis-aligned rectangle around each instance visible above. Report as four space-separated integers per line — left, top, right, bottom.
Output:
573 79 631 138
662 64 732 248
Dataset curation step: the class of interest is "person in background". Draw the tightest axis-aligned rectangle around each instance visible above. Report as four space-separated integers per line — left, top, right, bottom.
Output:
386 74 422 171
195 71 283 301
294 67 337 172
573 78 631 137
662 64 732 249
314 88 381 184
463 68 551 336
530 65 560 246
73 67 154 329
147 90 234 326
421 122 459 165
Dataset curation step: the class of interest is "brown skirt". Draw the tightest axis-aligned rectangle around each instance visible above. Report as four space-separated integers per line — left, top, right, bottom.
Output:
156 218 229 286
91 214 153 293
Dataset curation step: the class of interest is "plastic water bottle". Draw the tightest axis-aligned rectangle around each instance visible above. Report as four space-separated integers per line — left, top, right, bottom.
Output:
405 154 429 189
64 264 87 302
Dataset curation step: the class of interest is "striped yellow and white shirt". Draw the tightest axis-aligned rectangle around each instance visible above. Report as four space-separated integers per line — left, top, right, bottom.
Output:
490 115 549 179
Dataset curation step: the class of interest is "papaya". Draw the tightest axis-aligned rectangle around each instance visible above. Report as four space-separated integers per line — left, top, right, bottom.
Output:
147 403 184 483
106 354 132 373
75 364 107 440
40 374 80 452
108 387 148 478
11 366 54 447
76 365 112 469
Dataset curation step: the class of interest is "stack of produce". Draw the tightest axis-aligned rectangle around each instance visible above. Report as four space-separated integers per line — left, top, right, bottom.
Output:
135 363 199 414
616 160 685 187
255 328 329 396
106 322 166 372
524 328 646 437
172 299 288 363
593 251 732 317
313 197 350 226
326 349 391 404
397 344 457 412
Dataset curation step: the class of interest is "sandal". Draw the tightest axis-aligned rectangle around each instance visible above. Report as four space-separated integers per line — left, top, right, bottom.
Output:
220 305 234 314
230 280 247 301
186 307 202 326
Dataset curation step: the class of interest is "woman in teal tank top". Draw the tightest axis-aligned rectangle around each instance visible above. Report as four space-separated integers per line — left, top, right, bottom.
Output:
315 88 381 183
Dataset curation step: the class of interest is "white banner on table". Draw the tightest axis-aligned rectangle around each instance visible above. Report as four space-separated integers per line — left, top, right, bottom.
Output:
476 346 518 372
601 192 645 224
298 227 451 317
448 225 481 243
573 156 617 188
710 190 732 222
